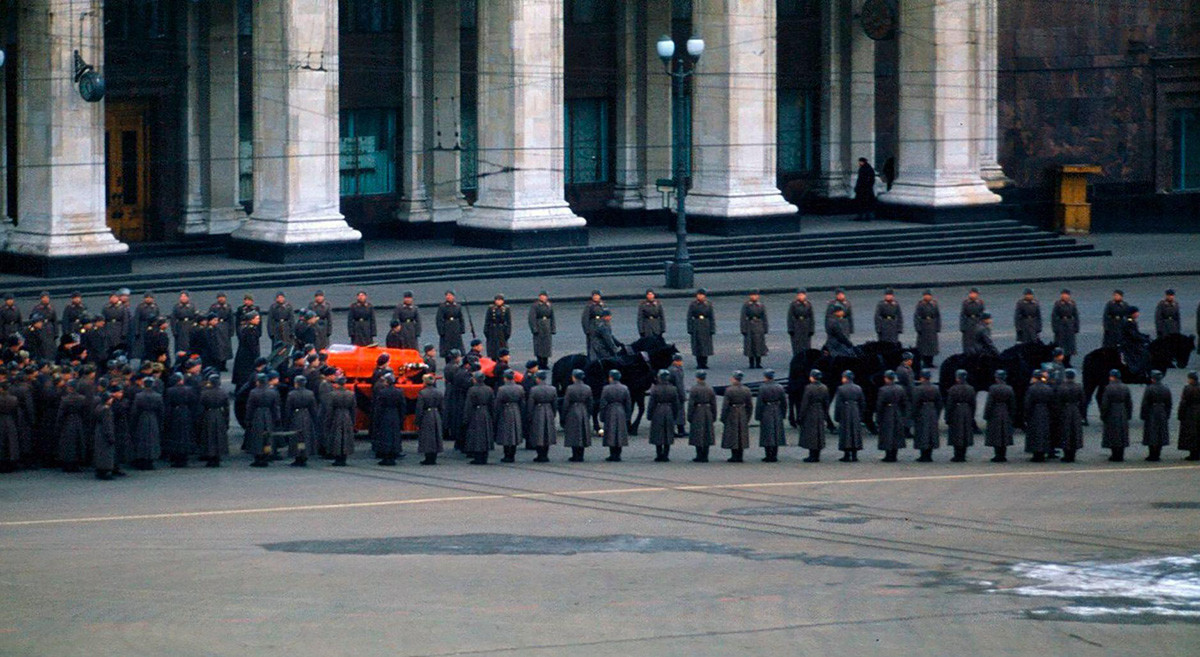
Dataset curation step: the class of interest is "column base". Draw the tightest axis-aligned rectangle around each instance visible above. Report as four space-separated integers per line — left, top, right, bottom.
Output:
683 190 800 235
453 225 588 250
2 251 132 278
875 201 1008 224
207 207 248 235
227 238 365 264
686 212 801 236
981 165 1014 190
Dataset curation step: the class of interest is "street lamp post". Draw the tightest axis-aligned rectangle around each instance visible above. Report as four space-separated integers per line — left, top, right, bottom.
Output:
657 34 704 289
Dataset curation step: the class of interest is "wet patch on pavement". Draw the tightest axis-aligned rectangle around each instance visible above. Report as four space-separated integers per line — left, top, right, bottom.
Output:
719 504 852 517
818 516 872 525
262 533 911 569
992 554 1200 623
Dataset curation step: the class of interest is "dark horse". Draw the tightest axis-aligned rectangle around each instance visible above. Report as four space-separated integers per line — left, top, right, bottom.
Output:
551 335 677 434
938 341 1058 428
787 341 908 432
1082 333 1194 415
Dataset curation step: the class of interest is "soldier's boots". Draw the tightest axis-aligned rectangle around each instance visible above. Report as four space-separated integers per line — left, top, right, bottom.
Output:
800 448 816 463
693 446 709 463
534 447 550 463
95 469 114 481
568 447 585 462
917 449 933 462
991 447 1007 463
1147 446 1162 462
727 448 744 463
1061 449 1076 463
501 446 517 463
1108 447 1125 462
882 449 898 463
606 447 622 462
839 450 853 462
1187 450 1200 461
421 453 437 465
951 447 967 462
1030 452 1045 463
331 456 347 466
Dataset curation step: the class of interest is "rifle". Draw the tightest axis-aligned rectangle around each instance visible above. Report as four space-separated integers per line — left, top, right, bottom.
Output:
463 297 477 339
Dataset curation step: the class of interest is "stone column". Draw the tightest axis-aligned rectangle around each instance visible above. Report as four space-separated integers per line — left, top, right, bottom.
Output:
205 0 248 234
849 1 876 184
395 0 431 225
817 0 850 199
608 0 645 214
230 0 363 262
180 3 207 236
0 52 9 250
639 0 673 214
424 0 465 228
688 0 798 235
878 0 1001 222
455 0 586 249
976 0 1009 188
5 0 129 277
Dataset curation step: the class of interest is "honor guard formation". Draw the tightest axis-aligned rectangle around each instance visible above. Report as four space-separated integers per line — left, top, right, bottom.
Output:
0 284 1197 480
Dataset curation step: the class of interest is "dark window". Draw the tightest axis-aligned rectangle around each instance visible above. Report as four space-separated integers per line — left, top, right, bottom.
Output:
565 98 613 185
568 0 615 25
105 0 177 41
460 0 478 193
339 0 399 33
778 88 817 175
1177 109 1200 191
340 109 398 197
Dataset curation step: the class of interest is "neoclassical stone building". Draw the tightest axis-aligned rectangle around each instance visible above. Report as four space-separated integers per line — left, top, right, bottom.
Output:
0 0 1196 276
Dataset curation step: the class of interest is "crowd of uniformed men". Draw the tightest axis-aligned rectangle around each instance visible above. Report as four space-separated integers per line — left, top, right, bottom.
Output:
0 284 1198 479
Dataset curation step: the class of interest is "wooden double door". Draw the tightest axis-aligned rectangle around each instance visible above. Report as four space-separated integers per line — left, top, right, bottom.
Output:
104 103 150 242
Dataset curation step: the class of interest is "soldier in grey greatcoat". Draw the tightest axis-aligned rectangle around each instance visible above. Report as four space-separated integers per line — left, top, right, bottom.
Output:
392 291 422 350
945 369 976 461
245 374 279 467
687 289 715 369
416 375 444 464
483 295 512 359
326 378 356 466
1100 369 1133 461
1178 371 1200 461
284 375 318 466
162 373 200 468
823 305 856 358
833 370 865 461
795 369 827 462
599 370 632 462
687 371 717 462
964 313 999 358
1102 290 1129 349
740 290 769 369
171 292 198 356
562 370 593 462
1057 369 1085 462
199 374 229 467
960 288 986 353
132 292 159 359
130 376 164 470
1014 288 1042 344
0 382 20 473
0 294 21 340
494 370 525 463
1141 370 1172 461
62 292 88 339
436 291 465 359
984 370 1015 462
637 289 665 339
582 290 608 360
720 371 752 462
876 371 908 462
647 370 680 462
267 293 294 350
465 371 496 464
55 381 88 472
348 292 377 347
30 292 58 346
1155 289 1181 338
758 369 789 462
787 289 815 355
826 288 854 335
1052 289 1080 360
912 369 942 461
449 359 474 451
308 291 333 351
875 288 903 344
589 310 620 362
525 370 558 462
528 291 556 368
206 293 234 369
92 392 117 480
668 354 687 437
1023 370 1054 461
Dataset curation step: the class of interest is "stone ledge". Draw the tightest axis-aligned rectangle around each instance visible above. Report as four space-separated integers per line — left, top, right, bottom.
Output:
227 239 365 264
1 252 132 278
453 226 589 250
686 213 802 236
875 202 1009 225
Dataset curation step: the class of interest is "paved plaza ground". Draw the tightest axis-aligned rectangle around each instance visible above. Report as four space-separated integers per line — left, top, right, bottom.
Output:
2 247 1200 656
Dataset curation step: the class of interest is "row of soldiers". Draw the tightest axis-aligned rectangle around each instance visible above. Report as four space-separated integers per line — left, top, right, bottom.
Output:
5 286 1192 379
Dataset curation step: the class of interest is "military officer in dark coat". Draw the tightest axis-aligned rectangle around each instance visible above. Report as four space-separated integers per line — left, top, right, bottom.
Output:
464 371 496 464
525 370 558 462
528 291 555 368
494 370 525 463
392 291 422 349
964 313 999 358
740 290 769 369
562 369 593 462
416 374 444 465
143 317 171 365
823 304 856 358
638 289 665 339
945 369 976 461
914 289 941 367
1102 290 1129 349
875 288 903 344
1155 289 1181 338
826 288 854 335
794 370 827 463
787 289 815 355
131 292 159 359
984 370 1015 462
1056 368 1085 462
163 373 200 468
347 292 376 346
1023 370 1054 461
1141 370 1172 461
232 312 262 387
668 353 687 437
30 291 58 343
876 370 908 462
437 291 466 359
687 371 717 462
647 370 680 462
1179 371 1200 460
912 369 942 461
720 371 752 462
687 289 715 369
170 291 198 356
199 374 229 467
62 292 88 339
599 370 633 462
833 370 865 461
854 157 876 221
1014 288 1042 344
208 293 234 371
91 391 117 480
385 319 404 348
266 293 293 349
26 314 56 362
1100 369 1132 461
1051 289 1080 361
960 288 985 353
483 294 512 359
308 291 333 351
589 309 620 363
0 294 22 340
582 290 608 360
